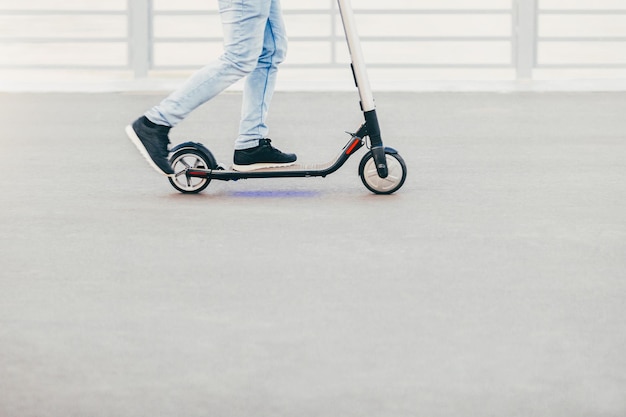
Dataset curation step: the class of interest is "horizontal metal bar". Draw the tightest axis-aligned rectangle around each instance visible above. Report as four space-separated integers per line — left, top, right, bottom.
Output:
353 9 512 15
537 63 626 68
0 64 130 70
0 38 128 43
153 36 513 43
538 37 626 42
0 10 127 15
154 10 315 16
152 9 512 16
539 9 626 15
152 37 223 43
304 36 514 42
154 63 514 70
290 63 514 69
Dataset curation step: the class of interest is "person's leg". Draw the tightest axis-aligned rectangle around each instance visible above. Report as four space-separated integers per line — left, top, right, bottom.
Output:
235 0 288 150
145 0 272 127
231 0 295 171
126 0 271 175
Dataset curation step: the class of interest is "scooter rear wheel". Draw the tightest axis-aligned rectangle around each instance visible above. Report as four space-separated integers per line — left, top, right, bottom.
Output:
168 148 215 194
359 150 407 194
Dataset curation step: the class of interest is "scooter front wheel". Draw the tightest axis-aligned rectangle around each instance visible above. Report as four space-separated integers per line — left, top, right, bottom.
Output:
359 149 407 194
168 148 215 194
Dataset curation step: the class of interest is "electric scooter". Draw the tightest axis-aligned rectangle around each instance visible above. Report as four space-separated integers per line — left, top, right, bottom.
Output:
167 0 407 195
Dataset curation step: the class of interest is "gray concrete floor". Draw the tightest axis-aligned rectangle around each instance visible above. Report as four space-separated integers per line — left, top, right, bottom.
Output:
1 91 625 417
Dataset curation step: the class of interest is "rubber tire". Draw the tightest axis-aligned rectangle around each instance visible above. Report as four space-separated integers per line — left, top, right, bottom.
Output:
168 148 216 194
359 150 407 195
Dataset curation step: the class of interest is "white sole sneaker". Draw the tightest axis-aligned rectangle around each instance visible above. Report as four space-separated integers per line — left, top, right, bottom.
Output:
125 124 173 177
232 162 297 172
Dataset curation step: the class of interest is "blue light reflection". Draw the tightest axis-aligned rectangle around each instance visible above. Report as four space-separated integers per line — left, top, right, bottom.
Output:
230 190 320 198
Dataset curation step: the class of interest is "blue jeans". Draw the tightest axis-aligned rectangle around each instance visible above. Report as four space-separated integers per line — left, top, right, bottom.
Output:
145 0 287 150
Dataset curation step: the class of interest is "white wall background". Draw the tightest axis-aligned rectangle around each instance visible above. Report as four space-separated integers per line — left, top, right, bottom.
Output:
0 0 625 91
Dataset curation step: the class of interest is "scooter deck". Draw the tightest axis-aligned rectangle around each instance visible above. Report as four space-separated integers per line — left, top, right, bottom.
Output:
182 136 364 181
186 156 347 181
228 161 335 173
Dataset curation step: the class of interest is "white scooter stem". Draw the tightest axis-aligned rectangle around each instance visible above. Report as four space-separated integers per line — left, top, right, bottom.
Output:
337 0 376 112
337 0 388 178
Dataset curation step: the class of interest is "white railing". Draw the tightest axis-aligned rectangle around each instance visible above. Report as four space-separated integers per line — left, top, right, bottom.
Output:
0 0 129 70
149 0 520 77
1 0 625 82
537 1 626 70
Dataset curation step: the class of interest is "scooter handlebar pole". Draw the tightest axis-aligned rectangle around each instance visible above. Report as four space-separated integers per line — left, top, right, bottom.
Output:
337 0 375 112
338 0 388 178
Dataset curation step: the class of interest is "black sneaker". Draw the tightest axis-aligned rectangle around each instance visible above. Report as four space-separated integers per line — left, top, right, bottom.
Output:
125 116 174 176
233 139 297 172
